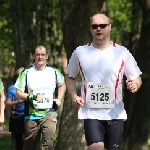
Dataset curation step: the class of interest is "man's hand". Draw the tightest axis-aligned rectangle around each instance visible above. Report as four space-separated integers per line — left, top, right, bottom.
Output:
17 99 24 104
0 122 4 126
126 80 139 93
72 96 84 108
36 93 45 101
53 99 61 106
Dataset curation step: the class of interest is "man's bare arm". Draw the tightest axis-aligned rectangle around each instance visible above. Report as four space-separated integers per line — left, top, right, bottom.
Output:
65 75 84 108
0 91 5 125
126 76 142 93
53 83 66 106
16 90 44 101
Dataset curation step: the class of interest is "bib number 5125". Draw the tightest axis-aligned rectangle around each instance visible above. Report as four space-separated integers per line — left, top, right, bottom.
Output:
91 93 109 101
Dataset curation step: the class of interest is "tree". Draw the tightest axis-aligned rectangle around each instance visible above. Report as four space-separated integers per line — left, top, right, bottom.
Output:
0 0 64 78
0 0 15 78
122 0 150 149
56 1 106 149
10 0 37 69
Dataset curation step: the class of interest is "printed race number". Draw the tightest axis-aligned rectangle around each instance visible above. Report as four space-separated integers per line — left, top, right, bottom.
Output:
91 93 109 101
37 98 50 103
33 92 53 109
86 82 114 108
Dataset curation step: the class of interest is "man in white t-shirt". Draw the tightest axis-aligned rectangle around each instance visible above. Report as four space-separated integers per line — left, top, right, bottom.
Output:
15 45 66 150
65 13 142 150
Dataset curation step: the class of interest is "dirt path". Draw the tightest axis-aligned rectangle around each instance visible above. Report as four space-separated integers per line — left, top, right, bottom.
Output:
0 128 11 138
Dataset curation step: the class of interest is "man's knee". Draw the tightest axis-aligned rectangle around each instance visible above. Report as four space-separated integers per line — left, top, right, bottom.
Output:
88 142 104 150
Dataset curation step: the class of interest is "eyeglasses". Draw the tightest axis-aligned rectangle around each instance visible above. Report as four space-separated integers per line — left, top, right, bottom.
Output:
35 54 47 57
91 24 110 29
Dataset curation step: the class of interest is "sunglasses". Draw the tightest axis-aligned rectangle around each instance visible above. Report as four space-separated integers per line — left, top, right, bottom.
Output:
91 24 110 29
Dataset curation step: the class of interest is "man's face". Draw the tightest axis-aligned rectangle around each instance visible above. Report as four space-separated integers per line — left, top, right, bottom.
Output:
33 47 48 66
90 14 111 41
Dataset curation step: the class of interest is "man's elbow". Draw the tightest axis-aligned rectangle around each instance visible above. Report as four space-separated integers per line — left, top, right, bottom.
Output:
59 83 66 90
136 76 142 90
65 74 75 80
16 90 22 99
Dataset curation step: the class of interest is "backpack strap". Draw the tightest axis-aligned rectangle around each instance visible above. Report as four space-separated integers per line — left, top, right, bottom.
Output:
24 65 35 115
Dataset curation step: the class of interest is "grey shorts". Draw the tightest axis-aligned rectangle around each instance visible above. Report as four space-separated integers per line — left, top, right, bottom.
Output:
84 119 124 150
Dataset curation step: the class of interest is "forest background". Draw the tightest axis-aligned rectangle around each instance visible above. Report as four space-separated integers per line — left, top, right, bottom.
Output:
0 0 150 150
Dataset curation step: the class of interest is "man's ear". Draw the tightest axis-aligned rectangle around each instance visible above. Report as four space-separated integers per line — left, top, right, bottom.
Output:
32 54 35 59
90 28 92 34
46 54 49 60
109 24 112 31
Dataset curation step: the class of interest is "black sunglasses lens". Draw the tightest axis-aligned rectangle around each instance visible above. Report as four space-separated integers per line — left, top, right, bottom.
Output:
91 24 98 29
100 24 107 29
91 24 108 29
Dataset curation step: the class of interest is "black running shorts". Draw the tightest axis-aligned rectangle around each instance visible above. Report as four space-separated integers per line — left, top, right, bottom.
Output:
84 119 123 150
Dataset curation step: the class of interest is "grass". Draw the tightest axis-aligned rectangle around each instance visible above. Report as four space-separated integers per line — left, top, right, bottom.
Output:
1 132 150 149
0 117 11 150
0 134 11 150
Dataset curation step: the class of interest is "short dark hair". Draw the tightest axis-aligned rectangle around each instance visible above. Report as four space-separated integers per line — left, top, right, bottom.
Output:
35 45 47 53
31 45 47 55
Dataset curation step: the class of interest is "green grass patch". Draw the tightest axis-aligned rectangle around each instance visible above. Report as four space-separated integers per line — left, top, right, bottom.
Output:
0 134 11 150
2 120 9 130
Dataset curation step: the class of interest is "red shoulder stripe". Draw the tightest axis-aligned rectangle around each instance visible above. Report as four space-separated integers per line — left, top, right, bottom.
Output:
87 43 91 46
113 42 116 47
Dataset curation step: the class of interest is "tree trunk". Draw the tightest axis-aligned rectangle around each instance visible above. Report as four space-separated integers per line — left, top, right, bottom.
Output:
56 1 106 150
122 0 150 150
10 0 36 68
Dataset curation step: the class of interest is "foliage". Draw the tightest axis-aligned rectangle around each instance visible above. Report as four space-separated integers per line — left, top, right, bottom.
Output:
0 0 14 77
0 0 63 77
108 0 132 44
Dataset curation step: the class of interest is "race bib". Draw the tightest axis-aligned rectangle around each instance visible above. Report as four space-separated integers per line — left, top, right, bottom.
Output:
86 82 114 108
32 92 53 109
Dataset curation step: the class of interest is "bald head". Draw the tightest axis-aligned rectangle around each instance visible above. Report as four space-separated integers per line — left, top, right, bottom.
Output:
90 13 110 25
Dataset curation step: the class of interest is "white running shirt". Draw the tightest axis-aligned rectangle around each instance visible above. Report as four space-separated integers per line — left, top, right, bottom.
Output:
66 42 142 120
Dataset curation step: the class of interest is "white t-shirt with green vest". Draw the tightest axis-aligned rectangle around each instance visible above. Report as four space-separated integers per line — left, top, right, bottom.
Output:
14 64 64 120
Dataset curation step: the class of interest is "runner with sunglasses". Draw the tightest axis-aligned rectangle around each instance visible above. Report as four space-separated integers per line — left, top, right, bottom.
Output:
65 13 142 150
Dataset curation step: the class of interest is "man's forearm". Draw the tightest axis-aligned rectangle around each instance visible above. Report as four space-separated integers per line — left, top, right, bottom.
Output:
65 75 77 99
0 92 5 123
134 76 142 90
16 90 28 100
57 83 66 99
